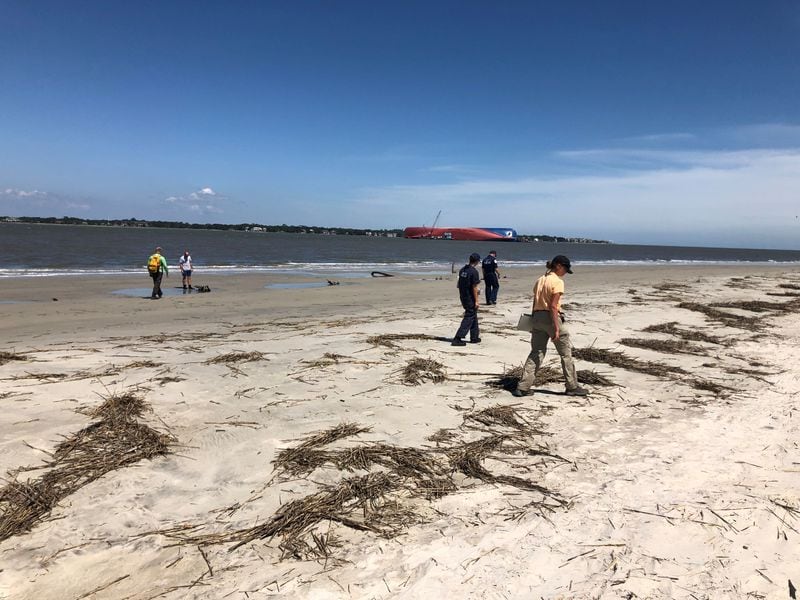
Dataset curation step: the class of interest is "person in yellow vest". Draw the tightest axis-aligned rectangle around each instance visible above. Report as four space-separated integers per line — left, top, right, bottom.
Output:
513 255 588 397
147 246 169 299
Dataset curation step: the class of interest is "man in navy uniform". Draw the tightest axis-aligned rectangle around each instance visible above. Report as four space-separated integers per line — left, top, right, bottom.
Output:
482 250 500 305
452 253 481 346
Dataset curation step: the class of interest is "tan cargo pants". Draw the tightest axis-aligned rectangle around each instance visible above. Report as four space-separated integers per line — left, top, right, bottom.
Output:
517 311 578 392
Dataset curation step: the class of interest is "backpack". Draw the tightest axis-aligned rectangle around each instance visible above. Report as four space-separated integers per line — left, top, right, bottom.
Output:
147 254 161 274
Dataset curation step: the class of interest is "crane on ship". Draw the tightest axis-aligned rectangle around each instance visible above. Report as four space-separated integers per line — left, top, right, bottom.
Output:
428 210 441 238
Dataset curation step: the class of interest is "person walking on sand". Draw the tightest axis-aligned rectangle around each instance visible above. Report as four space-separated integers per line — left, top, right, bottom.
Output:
179 249 193 290
452 253 481 346
147 246 169 299
482 250 500 305
513 255 588 397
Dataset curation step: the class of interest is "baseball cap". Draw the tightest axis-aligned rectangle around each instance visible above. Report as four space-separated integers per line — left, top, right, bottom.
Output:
551 255 573 274
469 253 481 262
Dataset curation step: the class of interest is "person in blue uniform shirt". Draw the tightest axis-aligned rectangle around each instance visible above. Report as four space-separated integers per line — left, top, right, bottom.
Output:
482 250 500 305
452 253 481 346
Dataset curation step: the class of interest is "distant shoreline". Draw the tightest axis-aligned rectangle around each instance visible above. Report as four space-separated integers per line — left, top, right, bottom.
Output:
0 216 610 244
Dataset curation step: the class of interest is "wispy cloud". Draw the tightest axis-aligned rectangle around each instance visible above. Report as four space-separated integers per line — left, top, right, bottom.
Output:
420 164 475 175
164 186 228 215
618 132 697 144
2 188 48 199
352 142 800 247
0 187 93 214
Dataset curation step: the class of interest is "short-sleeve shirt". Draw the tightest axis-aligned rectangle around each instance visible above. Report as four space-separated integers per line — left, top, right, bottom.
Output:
532 272 564 312
481 255 497 276
179 255 193 271
457 264 480 303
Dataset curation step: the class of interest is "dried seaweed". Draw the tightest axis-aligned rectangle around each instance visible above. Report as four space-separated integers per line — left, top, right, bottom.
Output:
710 300 796 314
577 370 618 387
642 321 726 345
366 333 440 348
172 412 562 560
125 360 163 369
486 365 617 390
677 302 762 328
448 436 560 498
617 337 708 356
0 391 173 542
573 347 688 377
302 353 346 368
0 351 29 366
427 429 458 444
273 423 372 475
400 358 446 385
205 351 266 365
464 404 538 433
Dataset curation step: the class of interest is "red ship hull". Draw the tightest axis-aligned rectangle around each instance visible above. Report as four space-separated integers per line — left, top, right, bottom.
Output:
403 227 517 241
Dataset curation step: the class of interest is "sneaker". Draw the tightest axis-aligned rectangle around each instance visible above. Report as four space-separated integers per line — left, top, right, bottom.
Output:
188 285 193 289
565 386 589 396
469 338 481 344
451 338 467 346
512 388 533 397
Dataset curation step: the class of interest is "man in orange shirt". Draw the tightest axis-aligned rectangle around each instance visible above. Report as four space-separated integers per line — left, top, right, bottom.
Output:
513 255 588 397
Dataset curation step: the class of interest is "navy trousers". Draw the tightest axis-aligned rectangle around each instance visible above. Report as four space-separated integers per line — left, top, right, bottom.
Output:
454 301 480 341
484 273 499 304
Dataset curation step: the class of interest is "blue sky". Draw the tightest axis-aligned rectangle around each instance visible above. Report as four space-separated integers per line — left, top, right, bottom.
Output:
2 1 800 248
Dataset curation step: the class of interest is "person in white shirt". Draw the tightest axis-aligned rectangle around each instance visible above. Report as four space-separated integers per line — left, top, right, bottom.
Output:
179 250 193 290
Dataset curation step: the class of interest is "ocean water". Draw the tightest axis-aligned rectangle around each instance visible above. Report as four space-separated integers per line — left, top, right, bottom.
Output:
1 223 800 278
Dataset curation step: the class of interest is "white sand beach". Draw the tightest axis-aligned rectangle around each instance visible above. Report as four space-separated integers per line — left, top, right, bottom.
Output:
1 264 799 599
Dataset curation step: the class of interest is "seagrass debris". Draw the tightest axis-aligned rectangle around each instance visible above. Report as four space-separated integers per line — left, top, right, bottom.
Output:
7 371 69 381
187 472 414 558
0 391 173 542
486 365 617 391
618 337 708 356
573 347 733 396
573 347 688 377
652 282 690 292
447 435 564 501
642 321 727 345
0 351 29 366
176 412 562 560
366 333 441 348
303 353 346 368
4 360 167 383
399 358 446 385
427 428 458 443
677 302 762 328
125 360 163 369
273 423 372 475
710 299 799 314
779 283 800 290
577 370 618 386
464 404 541 433
205 351 266 365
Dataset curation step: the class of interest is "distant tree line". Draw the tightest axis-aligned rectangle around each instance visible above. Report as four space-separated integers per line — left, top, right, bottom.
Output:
0 216 404 236
517 234 609 244
1 216 608 243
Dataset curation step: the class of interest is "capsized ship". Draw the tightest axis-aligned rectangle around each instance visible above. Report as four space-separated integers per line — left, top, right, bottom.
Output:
403 226 518 241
